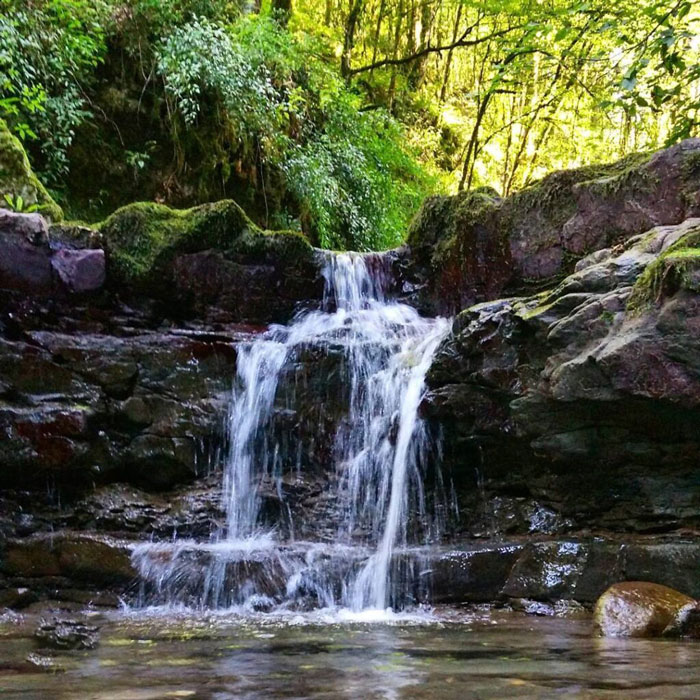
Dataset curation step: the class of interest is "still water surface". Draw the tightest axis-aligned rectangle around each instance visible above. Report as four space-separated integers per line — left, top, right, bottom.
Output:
1 607 699 699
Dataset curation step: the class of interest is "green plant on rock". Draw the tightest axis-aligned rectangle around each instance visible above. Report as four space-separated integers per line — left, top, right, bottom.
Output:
97 198 313 291
0 117 63 220
2 192 39 213
627 226 700 312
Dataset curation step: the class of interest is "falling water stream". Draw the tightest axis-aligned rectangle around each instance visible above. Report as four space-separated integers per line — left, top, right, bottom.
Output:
132 252 451 614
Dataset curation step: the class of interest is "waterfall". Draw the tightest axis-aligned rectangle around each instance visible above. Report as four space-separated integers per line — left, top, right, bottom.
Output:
132 252 451 613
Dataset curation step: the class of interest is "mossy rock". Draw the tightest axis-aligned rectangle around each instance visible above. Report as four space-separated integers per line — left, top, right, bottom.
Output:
97 199 314 294
627 223 700 311
407 187 502 251
0 119 63 222
402 145 700 314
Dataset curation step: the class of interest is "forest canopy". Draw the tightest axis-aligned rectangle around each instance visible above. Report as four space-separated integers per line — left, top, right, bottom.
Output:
1 0 698 250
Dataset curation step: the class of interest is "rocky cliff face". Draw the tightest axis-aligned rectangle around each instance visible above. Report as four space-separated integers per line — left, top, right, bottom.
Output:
1 137 699 610
427 218 700 537
401 139 700 315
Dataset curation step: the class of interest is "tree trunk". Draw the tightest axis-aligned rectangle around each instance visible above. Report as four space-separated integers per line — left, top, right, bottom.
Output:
271 0 292 25
439 1 462 103
341 0 364 78
387 0 405 109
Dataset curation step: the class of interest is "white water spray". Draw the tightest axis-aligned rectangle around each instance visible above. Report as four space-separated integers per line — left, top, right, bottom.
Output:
132 252 450 613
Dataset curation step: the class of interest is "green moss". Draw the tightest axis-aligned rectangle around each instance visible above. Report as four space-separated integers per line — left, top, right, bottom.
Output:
627 227 700 312
0 118 63 221
520 297 559 321
680 150 700 179
504 152 654 237
407 188 501 251
97 198 313 291
575 151 654 196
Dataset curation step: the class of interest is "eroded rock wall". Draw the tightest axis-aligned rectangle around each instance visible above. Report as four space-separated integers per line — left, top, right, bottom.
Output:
427 218 700 538
401 139 700 314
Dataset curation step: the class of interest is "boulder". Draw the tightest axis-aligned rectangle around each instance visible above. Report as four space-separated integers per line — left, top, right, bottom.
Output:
427 218 700 535
50 248 106 293
404 139 700 314
95 200 324 322
0 209 53 293
594 581 700 638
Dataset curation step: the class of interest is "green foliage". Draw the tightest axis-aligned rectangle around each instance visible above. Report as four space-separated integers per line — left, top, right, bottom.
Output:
3 192 39 212
0 0 109 185
156 16 432 249
2 0 698 251
0 117 63 220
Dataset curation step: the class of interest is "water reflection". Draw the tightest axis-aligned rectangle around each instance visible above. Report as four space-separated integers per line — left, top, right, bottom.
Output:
1 610 699 699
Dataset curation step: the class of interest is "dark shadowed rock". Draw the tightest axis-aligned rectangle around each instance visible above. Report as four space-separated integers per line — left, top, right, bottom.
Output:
428 544 523 603
0 326 243 489
428 218 700 536
423 539 700 607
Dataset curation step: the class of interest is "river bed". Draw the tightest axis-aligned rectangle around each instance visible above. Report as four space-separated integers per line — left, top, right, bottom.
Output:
1 606 699 699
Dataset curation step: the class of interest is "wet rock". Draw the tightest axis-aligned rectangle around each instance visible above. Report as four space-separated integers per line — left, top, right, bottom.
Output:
0 586 37 609
502 542 586 601
0 326 240 489
510 598 586 618
2 532 135 585
68 478 224 538
428 218 700 535
423 539 700 607
35 618 99 649
594 581 700 638
429 545 523 604
24 652 65 672
623 543 700 599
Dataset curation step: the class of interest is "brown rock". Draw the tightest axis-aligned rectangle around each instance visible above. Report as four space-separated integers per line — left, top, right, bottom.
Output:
0 209 52 293
2 532 135 584
594 581 700 638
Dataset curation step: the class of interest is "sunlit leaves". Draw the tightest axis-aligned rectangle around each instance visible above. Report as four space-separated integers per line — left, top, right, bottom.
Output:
157 16 430 250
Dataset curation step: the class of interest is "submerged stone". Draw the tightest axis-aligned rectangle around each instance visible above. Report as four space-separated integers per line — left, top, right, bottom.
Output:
35 618 100 650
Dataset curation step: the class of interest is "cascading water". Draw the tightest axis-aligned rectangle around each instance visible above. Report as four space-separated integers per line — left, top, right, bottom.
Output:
132 252 451 614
